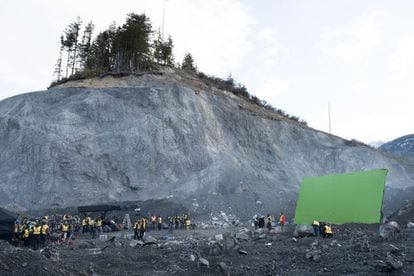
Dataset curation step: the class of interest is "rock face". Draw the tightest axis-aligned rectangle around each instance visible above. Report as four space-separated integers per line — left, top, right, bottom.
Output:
0 73 413 216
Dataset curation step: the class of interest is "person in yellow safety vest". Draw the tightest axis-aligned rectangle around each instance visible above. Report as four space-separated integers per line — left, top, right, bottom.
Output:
87 216 92 233
33 223 42 250
185 217 191 230
157 216 163 231
312 220 320 236
41 222 49 247
140 218 147 240
133 220 140 240
61 222 69 242
96 218 102 234
82 218 87 234
90 219 96 239
22 225 30 247
323 224 333 238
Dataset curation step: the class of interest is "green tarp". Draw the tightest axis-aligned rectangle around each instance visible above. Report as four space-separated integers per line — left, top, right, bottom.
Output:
294 169 387 225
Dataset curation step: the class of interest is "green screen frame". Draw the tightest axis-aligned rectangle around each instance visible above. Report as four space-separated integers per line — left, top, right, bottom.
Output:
294 169 387 225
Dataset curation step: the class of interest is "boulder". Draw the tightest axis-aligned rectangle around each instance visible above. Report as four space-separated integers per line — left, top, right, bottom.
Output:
143 235 157 243
199 258 209 267
129 240 140 247
218 262 230 276
235 233 249 241
386 252 403 270
379 222 400 240
373 260 392 272
238 249 248 255
383 243 402 256
293 225 314 238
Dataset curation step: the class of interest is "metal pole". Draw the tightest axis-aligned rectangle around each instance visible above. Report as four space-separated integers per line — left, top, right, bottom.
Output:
162 0 167 38
328 102 331 134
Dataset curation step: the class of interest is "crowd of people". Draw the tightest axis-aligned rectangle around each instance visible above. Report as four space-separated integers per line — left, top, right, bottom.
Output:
254 212 287 232
132 214 192 240
11 211 333 250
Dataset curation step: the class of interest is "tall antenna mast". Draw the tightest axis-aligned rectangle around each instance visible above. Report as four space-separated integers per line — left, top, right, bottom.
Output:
328 102 332 134
162 0 167 38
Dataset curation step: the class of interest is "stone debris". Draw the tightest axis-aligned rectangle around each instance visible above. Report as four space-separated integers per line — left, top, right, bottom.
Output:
238 249 248 255
200 212 240 229
190 254 196 262
386 252 403 270
305 249 322 261
199 257 209 267
350 231 370 252
373 260 392 272
383 243 401 256
143 235 157 243
218 262 230 276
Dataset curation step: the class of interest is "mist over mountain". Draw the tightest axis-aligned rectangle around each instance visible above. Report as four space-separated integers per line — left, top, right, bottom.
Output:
0 71 412 218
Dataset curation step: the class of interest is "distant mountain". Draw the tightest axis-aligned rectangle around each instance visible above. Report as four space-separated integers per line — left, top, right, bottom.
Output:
379 134 414 156
369 141 385 148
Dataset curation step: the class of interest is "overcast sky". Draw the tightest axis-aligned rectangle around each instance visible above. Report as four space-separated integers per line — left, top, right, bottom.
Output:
1 0 413 143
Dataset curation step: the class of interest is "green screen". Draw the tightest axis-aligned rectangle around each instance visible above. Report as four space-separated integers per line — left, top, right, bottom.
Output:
294 169 387 225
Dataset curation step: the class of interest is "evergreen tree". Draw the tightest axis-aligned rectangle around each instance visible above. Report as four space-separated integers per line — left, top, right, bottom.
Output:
153 32 173 65
78 21 94 69
161 36 174 65
61 17 82 77
70 17 82 75
182 52 196 73
53 37 64 81
116 13 152 71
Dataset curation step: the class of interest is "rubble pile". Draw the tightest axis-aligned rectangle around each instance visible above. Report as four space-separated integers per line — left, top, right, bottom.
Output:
2 219 414 275
199 211 240 229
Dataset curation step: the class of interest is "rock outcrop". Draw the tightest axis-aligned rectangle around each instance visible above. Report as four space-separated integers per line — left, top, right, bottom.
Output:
0 72 413 217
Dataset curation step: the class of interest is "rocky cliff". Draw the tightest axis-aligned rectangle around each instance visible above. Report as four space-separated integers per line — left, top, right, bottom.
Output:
0 71 413 217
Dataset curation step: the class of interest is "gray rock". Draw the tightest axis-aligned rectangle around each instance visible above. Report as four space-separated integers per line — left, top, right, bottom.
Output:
379 222 400 240
218 262 230 276
305 250 322 260
114 241 123 248
129 240 140 247
254 228 265 235
199 257 209 267
143 235 157 243
373 260 391 272
190 254 196 262
238 249 248 255
384 243 401 256
293 225 314 238
386 253 403 270
235 233 249 241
